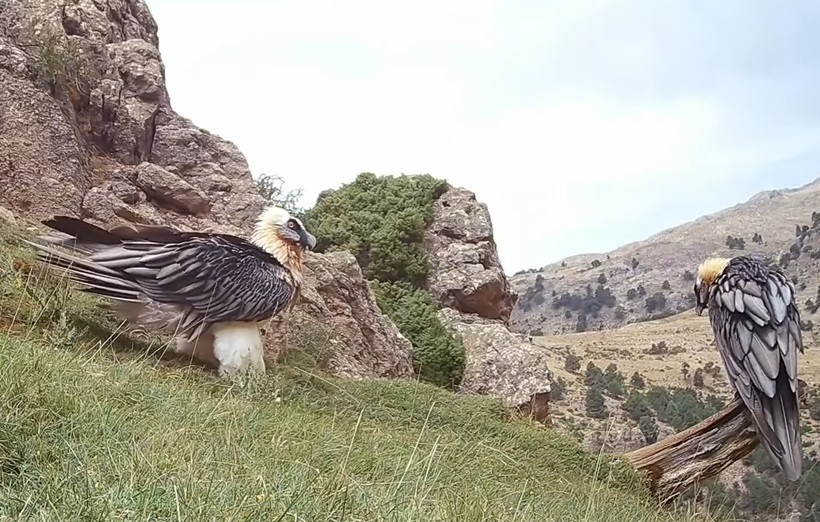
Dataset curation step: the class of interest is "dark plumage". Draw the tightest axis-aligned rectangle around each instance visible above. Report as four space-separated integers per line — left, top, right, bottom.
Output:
25 206 316 377
694 255 804 481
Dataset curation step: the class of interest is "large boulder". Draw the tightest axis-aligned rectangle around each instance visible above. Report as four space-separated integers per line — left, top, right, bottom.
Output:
423 187 553 421
424 187 517 324
440 308 553 423
0 0 266 233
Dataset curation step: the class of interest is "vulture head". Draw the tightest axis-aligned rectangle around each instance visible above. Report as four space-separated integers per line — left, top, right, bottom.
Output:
251 205 317 281
693 256 731 315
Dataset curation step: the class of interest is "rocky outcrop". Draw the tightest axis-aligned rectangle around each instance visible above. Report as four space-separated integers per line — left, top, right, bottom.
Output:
263 251 415 379
0 0 413 380
424 187 516 324
0 0 266 235
440 308 552 422
422 186 552 421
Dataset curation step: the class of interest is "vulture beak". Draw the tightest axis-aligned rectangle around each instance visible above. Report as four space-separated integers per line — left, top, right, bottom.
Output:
300 230 317 251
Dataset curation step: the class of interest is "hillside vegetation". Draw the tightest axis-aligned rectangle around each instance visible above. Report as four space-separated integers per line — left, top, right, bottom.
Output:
0 218 716 521
303 172 465 390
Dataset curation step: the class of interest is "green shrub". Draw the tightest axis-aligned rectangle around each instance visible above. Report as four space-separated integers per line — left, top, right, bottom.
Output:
645 386 723 432
303 172 448 285
584 361 604 387
630 372 646 390
585 384 607 419
303 173 464 389
623 390 653 422
372 281 465 389
602 363 626 398
638 415 659 444
564 354 582 372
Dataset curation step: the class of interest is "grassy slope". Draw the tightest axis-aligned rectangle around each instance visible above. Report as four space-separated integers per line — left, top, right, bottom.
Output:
0 220 710 522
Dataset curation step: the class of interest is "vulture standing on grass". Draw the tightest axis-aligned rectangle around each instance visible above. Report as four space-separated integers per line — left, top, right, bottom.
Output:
25 205 316 378
694 255 804 481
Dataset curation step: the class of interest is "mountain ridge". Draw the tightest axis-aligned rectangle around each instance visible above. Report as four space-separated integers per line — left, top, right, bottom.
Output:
510 174 820 337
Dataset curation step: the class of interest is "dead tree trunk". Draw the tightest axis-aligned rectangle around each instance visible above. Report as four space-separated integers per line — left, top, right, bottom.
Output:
623 385 807 502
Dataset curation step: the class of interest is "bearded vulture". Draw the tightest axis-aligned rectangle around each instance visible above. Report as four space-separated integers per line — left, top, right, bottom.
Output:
694 255 804 481
25 205 316 379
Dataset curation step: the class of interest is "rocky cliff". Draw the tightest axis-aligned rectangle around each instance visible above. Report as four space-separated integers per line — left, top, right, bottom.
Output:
424 187 516 323
423 187 553 422
1 0 265 233
0 0 413 380
510 178 820 337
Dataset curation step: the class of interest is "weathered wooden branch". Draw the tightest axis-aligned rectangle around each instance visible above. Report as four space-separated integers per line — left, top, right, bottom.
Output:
623 384 807 503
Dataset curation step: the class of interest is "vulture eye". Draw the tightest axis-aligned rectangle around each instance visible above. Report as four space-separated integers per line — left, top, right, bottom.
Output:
287 220 296 229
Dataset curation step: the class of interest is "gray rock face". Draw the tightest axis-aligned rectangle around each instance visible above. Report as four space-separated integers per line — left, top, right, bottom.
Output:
0 0 265 232
421 186 553 422
424 187 517 324
263 251 416 380
439 308 552 422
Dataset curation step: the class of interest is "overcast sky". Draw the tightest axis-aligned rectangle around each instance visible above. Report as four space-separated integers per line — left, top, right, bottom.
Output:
147 0 820 274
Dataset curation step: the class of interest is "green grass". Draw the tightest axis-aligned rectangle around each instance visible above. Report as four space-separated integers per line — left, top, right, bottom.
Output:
0 220 712 521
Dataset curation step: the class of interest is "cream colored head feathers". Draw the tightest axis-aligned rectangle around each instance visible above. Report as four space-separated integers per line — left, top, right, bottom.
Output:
693 256 731 316
696 257 731 287
250 205 316 283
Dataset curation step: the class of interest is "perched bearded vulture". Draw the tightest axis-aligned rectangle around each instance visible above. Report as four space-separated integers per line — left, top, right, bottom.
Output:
25 205 316 378
694 255 804 481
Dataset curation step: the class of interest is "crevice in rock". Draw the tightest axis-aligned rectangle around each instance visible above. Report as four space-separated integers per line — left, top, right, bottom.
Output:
92 83 121 155
112 1 127 42
438 227 466 241
515 391 550 424
142 104 160 162
478 250 492 270
60 4 84 37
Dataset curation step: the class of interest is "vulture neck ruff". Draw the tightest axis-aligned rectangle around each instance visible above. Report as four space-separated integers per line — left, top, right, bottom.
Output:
250 208 305 284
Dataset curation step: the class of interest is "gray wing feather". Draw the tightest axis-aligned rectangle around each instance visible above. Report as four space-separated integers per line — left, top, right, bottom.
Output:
30 234 297 341
104 237 297 323
709 257 803 481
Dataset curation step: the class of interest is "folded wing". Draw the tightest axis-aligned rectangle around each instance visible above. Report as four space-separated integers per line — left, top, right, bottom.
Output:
708 258 804 480
27 218 297 341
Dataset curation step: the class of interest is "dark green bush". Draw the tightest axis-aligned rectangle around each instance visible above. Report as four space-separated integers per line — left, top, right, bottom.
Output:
564 354 582 373
585 384 607 419
303 172 448 286
645 386 723 432
602 363 626 398
638 415 658 444
303 173 464 389
584 361 604 387
371 281 465 389
623 390 653 422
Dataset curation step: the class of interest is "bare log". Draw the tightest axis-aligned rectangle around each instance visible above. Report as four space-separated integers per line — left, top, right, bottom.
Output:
623 382 808 503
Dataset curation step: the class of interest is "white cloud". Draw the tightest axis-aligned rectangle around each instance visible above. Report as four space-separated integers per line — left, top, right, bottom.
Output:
147 0 820 274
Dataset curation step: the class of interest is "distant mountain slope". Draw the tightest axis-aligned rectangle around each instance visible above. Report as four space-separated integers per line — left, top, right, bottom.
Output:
510 176 820 336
